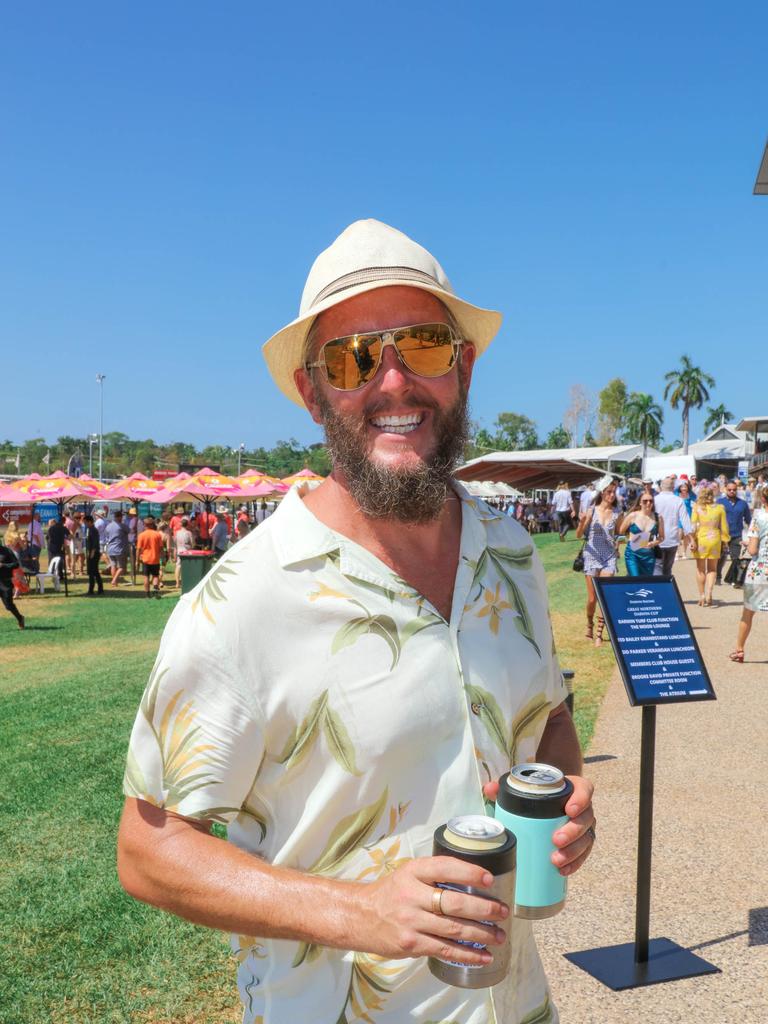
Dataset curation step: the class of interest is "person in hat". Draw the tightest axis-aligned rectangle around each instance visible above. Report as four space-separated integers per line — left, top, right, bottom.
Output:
118 220 595 1024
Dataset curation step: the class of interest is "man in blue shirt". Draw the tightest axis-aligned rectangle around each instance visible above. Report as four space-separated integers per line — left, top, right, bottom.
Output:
716 479 752 586
104 510 130 587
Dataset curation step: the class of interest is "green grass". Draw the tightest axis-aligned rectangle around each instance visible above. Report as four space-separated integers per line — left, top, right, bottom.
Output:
0 540 612 1023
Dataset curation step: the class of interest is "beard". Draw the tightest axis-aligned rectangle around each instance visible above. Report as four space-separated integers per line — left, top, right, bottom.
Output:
316 374 471 524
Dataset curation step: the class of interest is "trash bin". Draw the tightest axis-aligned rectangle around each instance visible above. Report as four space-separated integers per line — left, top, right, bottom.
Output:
179 550 214 594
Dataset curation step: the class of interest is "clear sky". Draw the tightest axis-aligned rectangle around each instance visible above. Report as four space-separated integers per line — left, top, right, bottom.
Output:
3 2 766 453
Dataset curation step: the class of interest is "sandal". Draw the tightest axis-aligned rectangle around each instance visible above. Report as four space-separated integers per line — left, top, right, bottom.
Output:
728 650 744 663
595 615 606 647
585 619 594 640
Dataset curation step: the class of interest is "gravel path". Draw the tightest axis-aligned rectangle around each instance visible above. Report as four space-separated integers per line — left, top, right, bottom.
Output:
535 558 768 1023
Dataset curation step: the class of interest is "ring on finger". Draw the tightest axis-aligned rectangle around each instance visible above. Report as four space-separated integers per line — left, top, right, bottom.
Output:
586 824 596 842
431 886 445 916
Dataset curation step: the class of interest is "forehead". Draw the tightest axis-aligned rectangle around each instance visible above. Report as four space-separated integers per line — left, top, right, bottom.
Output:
310 285 449 352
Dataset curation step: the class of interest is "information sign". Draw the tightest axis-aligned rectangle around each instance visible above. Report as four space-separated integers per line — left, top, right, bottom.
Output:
594 576 715 706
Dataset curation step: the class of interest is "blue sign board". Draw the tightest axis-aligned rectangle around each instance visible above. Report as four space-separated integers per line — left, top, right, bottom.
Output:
594 577 715 706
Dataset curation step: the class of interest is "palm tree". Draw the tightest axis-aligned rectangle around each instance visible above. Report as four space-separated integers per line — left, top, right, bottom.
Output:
703 403 734 435
624 392 663 476
663 356 715 454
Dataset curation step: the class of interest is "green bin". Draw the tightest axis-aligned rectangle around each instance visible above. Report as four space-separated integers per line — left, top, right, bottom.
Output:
179 550 214 594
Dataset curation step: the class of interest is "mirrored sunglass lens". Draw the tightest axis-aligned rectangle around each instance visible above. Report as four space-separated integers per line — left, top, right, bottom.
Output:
323 335 382 389
394 324 455 377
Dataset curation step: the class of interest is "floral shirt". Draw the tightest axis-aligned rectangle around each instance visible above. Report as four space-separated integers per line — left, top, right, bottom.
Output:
123 483 568 1024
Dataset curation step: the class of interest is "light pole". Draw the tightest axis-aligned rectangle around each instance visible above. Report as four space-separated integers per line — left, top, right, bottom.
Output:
88 433 98 476
237 443 245 476
96 374 106 480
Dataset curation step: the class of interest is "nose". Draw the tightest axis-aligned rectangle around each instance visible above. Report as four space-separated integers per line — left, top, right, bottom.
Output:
374 343 412 393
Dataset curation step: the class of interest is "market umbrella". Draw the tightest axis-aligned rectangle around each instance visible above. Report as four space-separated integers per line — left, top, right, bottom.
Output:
235 470 289 497
103 473 169 502
281 467 325 486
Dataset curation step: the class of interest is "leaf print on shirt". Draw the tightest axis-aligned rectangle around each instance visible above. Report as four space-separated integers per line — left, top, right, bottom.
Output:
464 545 541 657
336 953 409 1024
277 689 361 776
191 558 242 624
467 685 552 766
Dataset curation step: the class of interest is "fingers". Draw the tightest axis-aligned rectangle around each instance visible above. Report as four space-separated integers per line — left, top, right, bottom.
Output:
431 883 508 925
411 855 494 892
564 774 594 818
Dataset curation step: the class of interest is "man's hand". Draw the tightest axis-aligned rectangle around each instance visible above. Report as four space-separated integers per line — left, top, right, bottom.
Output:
357 856 508 966
482 775 595 876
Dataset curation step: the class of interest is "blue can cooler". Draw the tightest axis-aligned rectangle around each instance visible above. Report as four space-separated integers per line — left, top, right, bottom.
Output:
494 763 573 919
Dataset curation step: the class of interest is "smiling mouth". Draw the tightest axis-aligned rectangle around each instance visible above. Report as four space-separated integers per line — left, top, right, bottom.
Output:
369 413 425 435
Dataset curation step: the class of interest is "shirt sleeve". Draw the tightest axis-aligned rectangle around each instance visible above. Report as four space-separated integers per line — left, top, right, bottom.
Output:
123 597 266 824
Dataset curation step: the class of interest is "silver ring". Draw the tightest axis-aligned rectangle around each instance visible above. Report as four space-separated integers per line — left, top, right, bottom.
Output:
431 886 445 916
586 825 596 842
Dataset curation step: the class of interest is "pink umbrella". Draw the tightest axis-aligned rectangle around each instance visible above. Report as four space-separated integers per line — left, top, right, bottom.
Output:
281 467 326 486
104 473 170 501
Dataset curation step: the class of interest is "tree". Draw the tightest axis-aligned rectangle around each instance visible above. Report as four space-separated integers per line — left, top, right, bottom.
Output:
663 356 715 454
703 403 734 434
544 425 571 449
493 412 539 451
624 392 663 471
596 378 628 445
562 385 595 447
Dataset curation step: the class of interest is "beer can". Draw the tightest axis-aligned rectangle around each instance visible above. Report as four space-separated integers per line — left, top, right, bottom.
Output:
494 763 574 919
427 814 516 989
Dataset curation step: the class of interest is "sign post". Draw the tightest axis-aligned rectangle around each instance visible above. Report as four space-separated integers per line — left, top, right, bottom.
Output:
564 576 721 989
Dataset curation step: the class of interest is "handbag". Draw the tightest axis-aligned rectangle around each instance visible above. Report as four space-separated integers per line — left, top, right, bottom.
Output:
572 546 586 572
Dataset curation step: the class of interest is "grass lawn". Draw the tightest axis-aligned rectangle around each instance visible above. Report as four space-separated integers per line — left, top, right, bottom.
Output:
0 535 613 1023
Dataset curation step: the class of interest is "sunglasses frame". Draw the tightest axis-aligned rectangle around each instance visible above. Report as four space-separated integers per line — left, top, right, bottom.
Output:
305 321 464 392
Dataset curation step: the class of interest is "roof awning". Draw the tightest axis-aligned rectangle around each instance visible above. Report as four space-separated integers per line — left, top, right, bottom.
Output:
454 444 652 491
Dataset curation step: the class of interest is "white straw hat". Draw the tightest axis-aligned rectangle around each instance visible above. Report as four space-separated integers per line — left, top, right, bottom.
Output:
262 219 503 406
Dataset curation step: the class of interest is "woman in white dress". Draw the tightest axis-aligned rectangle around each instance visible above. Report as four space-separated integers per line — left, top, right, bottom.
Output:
729 487 768 662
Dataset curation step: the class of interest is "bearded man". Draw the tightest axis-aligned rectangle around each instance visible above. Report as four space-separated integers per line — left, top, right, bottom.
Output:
118 220 595 1024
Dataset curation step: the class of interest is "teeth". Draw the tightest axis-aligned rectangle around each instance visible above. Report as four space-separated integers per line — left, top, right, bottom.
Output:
370 414 423 433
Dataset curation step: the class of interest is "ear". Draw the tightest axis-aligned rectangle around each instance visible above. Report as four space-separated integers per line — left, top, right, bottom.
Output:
294 367 325 426
460 341 477 385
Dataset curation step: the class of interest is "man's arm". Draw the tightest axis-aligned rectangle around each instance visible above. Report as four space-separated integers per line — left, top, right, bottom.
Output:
117 798 508 966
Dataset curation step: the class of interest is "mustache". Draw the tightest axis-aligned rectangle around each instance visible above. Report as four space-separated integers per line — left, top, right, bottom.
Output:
362 394 440 418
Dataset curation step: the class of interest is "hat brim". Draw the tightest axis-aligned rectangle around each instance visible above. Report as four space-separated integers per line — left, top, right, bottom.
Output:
262 280 503 407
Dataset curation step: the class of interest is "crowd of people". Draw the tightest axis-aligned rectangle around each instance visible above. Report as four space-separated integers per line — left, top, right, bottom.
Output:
0 499 281 627
564 471 767 663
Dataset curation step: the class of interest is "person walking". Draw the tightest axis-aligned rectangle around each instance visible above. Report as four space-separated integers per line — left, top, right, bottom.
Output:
83 514 104 595
576 474 624 644
691 487 730 606
136 516 164 598
173 516 195 589
551 481 576 541
619 493 664 576
104 510 130 587
653 477 692 576
676 480 694 559
46 517 69 580
729 486 768 662
716 479 751 586
0 541 24 629
210 512 229 559
117 218 594 1024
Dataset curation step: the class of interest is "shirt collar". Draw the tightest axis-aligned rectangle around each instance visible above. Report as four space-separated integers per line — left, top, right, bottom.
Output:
272 478 504 571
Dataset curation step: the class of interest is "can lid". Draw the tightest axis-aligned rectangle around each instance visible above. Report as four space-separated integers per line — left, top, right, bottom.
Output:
506 763 566 795
445 815 506 851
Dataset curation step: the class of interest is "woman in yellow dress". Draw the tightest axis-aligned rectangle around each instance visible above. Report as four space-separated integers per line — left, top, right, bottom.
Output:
691 487 730 606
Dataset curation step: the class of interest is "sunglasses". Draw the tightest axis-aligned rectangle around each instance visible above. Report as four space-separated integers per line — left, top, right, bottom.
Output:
305 322 463 391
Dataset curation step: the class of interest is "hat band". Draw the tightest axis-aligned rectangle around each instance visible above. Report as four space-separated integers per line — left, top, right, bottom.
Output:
310 266 447 309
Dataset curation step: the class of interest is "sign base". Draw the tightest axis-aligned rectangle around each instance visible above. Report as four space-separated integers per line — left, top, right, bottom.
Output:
564 937 720 990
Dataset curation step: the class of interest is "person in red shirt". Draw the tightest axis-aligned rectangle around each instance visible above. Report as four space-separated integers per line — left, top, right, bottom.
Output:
136 517 165 598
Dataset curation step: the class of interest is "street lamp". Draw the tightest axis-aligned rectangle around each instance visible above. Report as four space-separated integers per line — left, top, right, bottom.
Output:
237 443 245 475
96 374 106 480
88 433 99 476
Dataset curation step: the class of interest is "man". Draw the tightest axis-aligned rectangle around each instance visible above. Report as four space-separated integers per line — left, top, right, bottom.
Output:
118 220 595 1024
654 476 692 575
46 517 69 579
716 480 751 586
83 514 104 595
126 506 140 580
27 511 44 557
136 516 164 598
641 476 657 498
551 482 575 540
94 508 110 567
104 511 129 587
209 512 229 558
579 480 597 518
0 540 24 629
173 516 195 588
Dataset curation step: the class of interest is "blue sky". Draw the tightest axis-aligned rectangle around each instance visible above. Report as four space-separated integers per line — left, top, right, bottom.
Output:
3 2 766 453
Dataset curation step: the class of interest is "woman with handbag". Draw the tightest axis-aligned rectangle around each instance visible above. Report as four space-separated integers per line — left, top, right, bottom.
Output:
576 475 624 645
618 494 664 576
729 487 768 662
